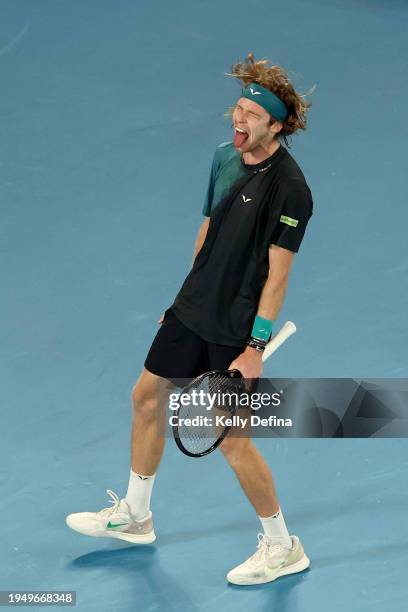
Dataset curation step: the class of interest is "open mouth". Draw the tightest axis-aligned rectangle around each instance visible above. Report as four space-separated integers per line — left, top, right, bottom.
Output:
234 127 249 148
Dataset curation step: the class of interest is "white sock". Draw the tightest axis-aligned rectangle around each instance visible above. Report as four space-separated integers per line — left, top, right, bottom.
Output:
258 507 292 549
125 469 156 520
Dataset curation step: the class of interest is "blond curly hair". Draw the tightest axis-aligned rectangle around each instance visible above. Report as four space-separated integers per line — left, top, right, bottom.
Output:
227 53 313 147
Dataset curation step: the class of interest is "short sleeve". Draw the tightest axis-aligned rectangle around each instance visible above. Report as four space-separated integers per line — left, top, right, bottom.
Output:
202 150 221 217
269 179 313 253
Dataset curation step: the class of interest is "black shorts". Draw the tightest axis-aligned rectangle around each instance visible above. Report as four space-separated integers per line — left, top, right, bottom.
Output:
144 308 245 383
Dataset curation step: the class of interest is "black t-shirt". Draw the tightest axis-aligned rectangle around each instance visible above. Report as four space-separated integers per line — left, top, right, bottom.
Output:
172 142 313 347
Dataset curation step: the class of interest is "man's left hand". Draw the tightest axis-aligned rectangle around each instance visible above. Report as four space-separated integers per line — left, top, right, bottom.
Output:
228 346 264 382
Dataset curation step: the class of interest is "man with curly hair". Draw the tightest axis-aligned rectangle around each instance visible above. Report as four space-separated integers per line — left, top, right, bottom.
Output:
66 54 313 586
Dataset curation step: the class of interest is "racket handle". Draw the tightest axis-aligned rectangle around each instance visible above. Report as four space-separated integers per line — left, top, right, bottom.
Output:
262 321 297 363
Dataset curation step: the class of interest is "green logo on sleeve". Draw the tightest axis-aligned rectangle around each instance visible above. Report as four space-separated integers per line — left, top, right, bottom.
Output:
280 215 299 227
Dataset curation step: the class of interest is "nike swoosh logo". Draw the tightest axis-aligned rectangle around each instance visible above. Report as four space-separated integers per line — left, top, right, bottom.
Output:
107 521 129 529
250 88 261 96
242 195 252 203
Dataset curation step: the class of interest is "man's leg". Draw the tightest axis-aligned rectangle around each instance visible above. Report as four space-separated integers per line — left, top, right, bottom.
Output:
220 435 310 584
130 367 175 475
124 368 174 519
207 342 292 542
65 367 173 543
220 434 291 544
219 436 280 517
66 307 203 543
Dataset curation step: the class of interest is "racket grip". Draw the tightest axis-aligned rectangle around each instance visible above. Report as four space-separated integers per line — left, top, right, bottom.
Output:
262 321 296 362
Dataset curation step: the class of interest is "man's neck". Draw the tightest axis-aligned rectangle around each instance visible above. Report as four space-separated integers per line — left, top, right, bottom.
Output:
242 139 280 165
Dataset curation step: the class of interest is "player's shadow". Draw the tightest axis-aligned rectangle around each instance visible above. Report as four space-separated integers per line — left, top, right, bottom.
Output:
68 543 156 571
68 545 195 610
68 543 310 611
228 570 310 612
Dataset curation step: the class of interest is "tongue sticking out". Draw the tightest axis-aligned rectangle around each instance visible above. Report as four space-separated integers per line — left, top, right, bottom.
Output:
234 131 248 148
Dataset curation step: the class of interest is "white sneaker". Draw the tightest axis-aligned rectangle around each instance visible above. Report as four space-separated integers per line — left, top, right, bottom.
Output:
227 534 310 585
65 490 156 544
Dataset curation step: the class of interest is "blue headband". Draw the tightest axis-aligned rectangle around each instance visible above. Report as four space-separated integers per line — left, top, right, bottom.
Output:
241 82 289 122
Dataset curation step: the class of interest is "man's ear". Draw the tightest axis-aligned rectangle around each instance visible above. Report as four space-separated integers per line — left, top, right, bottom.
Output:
270 119 283 135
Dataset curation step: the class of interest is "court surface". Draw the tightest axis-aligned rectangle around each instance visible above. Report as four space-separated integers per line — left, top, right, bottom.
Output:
1 1 407 610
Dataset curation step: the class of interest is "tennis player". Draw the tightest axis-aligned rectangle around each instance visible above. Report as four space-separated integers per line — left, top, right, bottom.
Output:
66 54 314 586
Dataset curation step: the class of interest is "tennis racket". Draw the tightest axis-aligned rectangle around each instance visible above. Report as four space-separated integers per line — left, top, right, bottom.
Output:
172 320 296 457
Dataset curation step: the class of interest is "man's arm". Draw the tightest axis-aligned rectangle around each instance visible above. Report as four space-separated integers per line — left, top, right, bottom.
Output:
228 244 295 378
192 217 210 264
256 244 294 320
158 217 211 324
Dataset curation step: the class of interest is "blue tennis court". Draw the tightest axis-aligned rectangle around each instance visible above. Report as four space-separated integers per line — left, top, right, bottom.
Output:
1 0 407 610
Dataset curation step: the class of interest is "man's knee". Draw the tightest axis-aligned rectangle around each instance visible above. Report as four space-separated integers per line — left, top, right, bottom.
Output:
131 375 159 422
219 437 252 468
131 369 170 422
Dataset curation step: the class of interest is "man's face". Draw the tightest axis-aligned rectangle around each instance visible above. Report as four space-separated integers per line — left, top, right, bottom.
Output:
232 97 276 153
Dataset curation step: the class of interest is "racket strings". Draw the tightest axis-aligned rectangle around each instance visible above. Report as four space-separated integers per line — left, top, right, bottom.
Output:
175 372 243 455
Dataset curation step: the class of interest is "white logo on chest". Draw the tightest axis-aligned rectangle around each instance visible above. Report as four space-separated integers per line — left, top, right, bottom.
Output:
242 194 252 203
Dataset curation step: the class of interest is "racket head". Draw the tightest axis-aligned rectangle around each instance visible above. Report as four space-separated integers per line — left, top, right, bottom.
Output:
172 369 244 457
